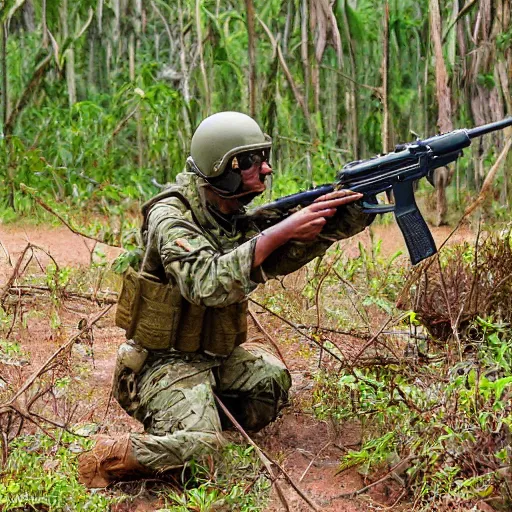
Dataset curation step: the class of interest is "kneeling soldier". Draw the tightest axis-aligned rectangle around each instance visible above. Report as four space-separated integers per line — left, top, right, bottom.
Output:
79 111 372 487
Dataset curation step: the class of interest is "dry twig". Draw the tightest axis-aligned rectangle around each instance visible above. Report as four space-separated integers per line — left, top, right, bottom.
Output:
0 305 113 459
249 298 346 364
20 184 119 246
326 455 414 502
214 394 320 512
248 308 289 369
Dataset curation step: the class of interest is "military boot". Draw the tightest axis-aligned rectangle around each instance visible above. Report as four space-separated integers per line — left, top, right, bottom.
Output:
78 434 149 488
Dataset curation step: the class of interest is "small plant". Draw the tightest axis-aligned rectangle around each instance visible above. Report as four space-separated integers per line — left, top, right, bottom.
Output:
310 235 512 510
162 444 271 512
0 433 116 511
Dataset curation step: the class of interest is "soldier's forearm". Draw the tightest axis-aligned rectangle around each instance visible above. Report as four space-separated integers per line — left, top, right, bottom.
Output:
252 224 290 268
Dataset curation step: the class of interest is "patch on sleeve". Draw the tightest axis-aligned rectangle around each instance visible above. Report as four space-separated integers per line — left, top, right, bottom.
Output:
175 238 194 252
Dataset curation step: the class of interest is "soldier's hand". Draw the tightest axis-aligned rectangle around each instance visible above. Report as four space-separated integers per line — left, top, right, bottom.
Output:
277 189 363 241
252 189 362 267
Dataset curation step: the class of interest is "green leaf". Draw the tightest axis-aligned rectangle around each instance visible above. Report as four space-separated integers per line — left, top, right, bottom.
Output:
493 376 512 400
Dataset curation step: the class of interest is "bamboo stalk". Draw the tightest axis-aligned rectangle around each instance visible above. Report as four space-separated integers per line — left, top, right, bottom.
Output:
61 0 76 106
339 3 359 158
1 21 7 131
195 0 210 114
381 1 390 153
42 0 48 48
245 0 256 117
178 0 191 105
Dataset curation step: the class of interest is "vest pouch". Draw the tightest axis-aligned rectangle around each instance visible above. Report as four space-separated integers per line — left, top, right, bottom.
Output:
174 302 205 353
201 301 248 357
115 266 139 337
115 267 182 350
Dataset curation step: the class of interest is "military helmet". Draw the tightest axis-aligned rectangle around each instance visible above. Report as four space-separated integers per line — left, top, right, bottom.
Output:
187 111 272 196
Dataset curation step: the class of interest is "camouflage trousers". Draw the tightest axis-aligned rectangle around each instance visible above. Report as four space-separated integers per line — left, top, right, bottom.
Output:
113 342 291 472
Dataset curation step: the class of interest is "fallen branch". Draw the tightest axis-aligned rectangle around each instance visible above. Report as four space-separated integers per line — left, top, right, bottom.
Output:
249 298 346 364
214 394 320 512
248 308 288 369
0 304 113 412
0 243 62 308
0 243 32 306
19 184 120 247
326 455 414 502
463 137 512 217
299 440 331 483
6 285 118 304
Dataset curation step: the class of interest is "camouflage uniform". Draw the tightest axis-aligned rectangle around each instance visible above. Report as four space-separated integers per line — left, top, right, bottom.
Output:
113 171 371 473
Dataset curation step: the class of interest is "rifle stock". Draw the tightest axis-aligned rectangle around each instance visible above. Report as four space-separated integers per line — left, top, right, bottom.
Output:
248 117 512 264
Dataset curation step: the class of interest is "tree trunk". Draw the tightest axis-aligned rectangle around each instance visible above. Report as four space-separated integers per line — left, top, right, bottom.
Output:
282 0 293 56
301 0 309 111
42 0 48 48
430 0 453 226
113 0 121 63
97 0 104 34
381 1 390 153
65 48 77 106
196 0 210 114
245 0 256 117
177 0 190 105
339 0 359 159
61 0 77 106
494 0 511 204
106 40 112 86
446 0 458 69
468 0 503 190
88 26 96 92
1 21 7 132
1 16 12 208
22 0 35 31
128 32 135 81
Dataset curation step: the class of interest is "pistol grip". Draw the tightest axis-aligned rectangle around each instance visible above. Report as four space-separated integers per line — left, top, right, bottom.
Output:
392 182 437 265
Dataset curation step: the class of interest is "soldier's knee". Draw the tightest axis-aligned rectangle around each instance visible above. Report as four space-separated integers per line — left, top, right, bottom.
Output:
241 373 290 431
258 364 292 400
221 365 291 432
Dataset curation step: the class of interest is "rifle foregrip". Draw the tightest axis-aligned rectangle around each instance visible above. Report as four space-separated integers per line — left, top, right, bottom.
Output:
395 208 437 265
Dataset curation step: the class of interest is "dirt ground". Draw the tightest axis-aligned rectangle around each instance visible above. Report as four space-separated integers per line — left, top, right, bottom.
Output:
0 221 475 511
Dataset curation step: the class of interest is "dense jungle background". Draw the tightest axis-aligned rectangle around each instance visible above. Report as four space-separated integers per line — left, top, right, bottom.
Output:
1 0 512 510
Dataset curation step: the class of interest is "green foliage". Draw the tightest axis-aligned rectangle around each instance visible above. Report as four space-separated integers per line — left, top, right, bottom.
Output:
0 339 27 367
338 432 395 475
161 444 271 511
477 73 496 90
1 0 504 222
304 235 512 508
0 433 115 511
496 26 512 52
313 313 512 509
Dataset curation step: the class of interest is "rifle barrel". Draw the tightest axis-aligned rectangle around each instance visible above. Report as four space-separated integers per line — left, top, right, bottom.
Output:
466 117 512 139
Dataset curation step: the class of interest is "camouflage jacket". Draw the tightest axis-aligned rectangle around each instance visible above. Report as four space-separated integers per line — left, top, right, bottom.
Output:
141 171 371 308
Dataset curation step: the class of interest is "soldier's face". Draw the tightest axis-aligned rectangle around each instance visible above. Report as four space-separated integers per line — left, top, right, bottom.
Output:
240 159 273 194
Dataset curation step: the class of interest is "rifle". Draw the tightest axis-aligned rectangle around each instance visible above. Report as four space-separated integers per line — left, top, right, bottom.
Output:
248 117 512 265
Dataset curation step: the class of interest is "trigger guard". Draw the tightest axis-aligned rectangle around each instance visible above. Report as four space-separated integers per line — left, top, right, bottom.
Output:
362 201 395 214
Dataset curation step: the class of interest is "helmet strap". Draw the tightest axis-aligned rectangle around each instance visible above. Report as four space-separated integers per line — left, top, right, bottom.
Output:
188 156 258 200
